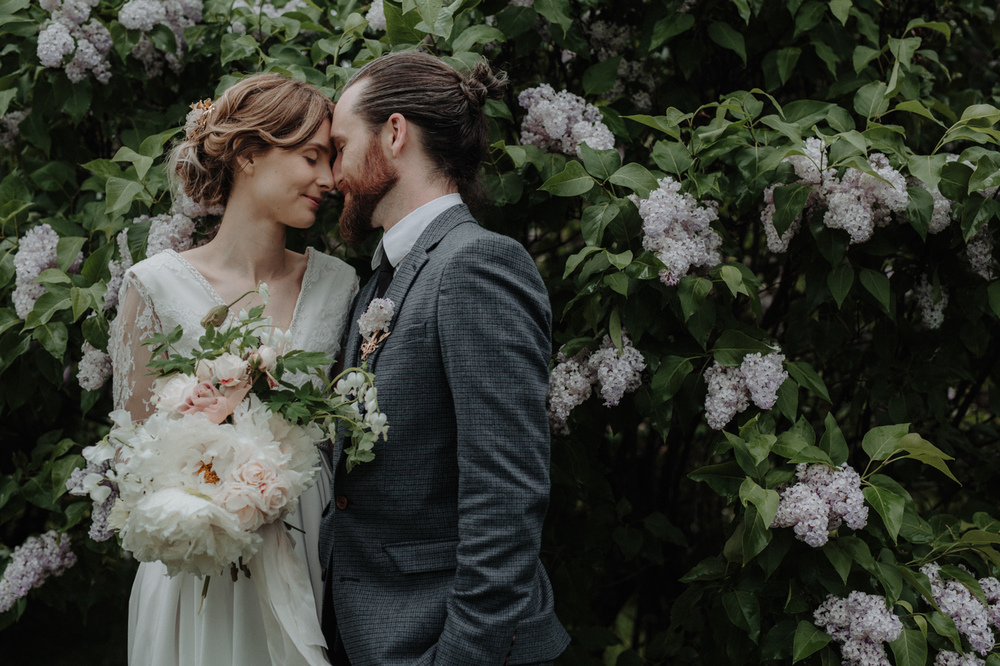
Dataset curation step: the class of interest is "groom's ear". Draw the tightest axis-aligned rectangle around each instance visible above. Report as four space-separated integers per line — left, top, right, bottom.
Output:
385 113 408 158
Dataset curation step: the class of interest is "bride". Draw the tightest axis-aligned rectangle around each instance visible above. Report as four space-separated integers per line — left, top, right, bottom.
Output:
110 73 357 665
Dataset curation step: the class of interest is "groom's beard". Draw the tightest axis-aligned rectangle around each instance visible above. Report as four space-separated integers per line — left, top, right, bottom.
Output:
339 136 399 246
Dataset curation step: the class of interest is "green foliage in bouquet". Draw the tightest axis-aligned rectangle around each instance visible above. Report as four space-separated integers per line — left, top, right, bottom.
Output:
2 0 1000 663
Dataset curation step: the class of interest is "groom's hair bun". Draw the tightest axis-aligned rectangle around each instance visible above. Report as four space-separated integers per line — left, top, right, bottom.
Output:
169 74 334 209
345 51 508 207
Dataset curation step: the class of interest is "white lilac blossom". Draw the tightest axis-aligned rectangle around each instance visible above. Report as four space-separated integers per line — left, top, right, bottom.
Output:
935 652 986 666
980 576 1000 630
144 213 195 256
739 352 788 410
172 190 224 219
0 109 28 149
364 0 386 31
922 182 953 234
760 138 832 252
0 531 77 612
518 84 615 158
357 297 394 340
36 0 112 85
78 341 112 391
547 349 596 434
813 591 903 666
587 333 646 407
703 351 787 429
104 230 134 310
631 176 722 286
771 463 868 547
66 460 118 541
823 153 908 244
915 274 947 330
119 0 204 76
921 563 995 655
12 224 59 319
966 227 994 280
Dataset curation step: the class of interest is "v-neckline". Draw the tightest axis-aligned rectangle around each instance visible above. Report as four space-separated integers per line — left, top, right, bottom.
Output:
164 248 313 336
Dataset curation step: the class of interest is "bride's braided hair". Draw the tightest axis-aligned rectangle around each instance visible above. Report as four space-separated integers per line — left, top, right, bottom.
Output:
344 51 507 206
169 74 335 208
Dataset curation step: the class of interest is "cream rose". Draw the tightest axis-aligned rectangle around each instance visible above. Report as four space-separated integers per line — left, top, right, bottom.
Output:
153 374 200 414
212 353 250 387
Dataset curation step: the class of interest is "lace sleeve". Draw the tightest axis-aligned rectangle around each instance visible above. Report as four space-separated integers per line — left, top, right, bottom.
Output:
109 273 161 420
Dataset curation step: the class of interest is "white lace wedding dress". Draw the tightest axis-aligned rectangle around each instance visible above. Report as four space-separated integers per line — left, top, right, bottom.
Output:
110 248 357 666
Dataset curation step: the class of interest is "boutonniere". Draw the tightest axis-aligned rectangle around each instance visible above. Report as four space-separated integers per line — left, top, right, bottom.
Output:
358 298 394 363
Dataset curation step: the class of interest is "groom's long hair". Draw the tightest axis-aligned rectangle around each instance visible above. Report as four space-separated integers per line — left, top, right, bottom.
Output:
344 51 507 208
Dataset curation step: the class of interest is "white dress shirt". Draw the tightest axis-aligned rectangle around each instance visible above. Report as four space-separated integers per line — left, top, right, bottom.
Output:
371 193 464 271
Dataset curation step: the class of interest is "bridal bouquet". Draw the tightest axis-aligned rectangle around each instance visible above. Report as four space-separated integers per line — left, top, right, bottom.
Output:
81 285 388 578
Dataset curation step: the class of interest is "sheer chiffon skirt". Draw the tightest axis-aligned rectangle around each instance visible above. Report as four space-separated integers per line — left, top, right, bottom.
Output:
127 459 331 666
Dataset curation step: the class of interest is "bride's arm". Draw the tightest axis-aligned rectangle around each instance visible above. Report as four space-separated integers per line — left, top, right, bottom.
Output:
109 273 161 421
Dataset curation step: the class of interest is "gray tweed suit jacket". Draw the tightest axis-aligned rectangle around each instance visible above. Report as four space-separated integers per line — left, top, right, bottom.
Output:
318 204 570 665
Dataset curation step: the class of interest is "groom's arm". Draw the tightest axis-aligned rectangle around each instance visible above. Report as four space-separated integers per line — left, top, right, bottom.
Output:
435 233 553 666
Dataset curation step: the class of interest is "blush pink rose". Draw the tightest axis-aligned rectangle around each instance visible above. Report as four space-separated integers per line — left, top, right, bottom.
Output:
233 459 290 522
178 382 251 424
217 484 264 531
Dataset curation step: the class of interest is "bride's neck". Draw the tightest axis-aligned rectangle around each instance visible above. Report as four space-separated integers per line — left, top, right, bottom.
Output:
200 208 290 284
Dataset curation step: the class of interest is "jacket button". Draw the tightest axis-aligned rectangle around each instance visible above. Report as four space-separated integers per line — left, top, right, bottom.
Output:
335 495 348 510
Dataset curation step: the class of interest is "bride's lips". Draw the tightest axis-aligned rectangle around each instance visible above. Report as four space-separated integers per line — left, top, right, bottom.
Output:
304 195 321 207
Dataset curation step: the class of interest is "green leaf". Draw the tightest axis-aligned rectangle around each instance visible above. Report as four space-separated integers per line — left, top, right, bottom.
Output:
719 265 748 298
862 423 909 461
580 201 620 246
989 281 1000 318
451 24 505 53
792 621 831 663
711 330 777 366
563 246 601 279
105 177 145 216
894 100 941 125
739 478 780 528
56 237 85 272
961 195 999 242
33 321 68 359
898 433 959 483
827 264 854 308
651 356 694 401
650 13 694 49
723 589 761 642
707 21 747 67
678 276 713 320
579 144 622 181
533 0 572 35
889 628 927 666
937 160 972 200
775 47 801 85
771 184 813 237
651 140 693 176
970 153 1000 192
904 18 951 41
863 481 905 542
220 33 257 66
819 413 848 465
905 186 934 239
854 81 890 120
859 268 891 313
784 361 831 403
608 163 660 196
582 56 621 96
604 272 630 296
112 146 155 182
539 161 595 197
23 289 72 329
829 0 851 25
853 45 882 74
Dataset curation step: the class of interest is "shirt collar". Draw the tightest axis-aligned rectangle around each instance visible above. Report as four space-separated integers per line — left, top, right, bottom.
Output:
371 193 463 270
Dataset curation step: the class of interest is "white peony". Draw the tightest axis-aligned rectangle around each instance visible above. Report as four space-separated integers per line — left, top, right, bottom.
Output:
210 352 250 387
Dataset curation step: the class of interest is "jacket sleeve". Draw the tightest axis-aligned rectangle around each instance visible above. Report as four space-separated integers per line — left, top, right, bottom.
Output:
432 234 553 665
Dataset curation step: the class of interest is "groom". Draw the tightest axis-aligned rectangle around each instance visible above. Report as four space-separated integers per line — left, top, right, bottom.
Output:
317 52 570 666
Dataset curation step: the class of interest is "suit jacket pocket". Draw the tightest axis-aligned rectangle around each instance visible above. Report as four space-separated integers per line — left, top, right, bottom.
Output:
383 538 458 574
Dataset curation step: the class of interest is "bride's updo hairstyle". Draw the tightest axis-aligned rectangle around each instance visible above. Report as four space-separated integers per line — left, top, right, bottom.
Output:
169 73 335 208
343 51 507 203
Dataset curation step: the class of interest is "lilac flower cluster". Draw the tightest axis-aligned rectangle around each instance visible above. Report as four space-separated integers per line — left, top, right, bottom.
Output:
921 563 995 655
36 0 112 84
581 18 655 110
144 213 195 256
12 224 59 319
66 460 117 542
703 352 787 429
547 333 646 433
364 0 386 31
761 140 909 250
0 109 28 149
771 462 868 547
813 591 902 666
915 274 948 330
104 230 134 310
631 176 721 286
980 576 1000 630
935 652 985 666
172 189 225 219
966 227 995 280
118 0 203 77
518 84 615 158
0 531 77 612
77 341 112 391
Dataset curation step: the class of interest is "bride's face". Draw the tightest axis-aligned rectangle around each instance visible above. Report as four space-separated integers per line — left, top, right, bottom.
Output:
237 118 334 229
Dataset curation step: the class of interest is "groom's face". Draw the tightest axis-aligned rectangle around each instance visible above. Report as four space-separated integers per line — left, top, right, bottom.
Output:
332 83 399 245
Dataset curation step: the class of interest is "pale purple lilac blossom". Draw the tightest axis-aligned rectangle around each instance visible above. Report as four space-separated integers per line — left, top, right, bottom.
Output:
172 189 225 219
915 274 947 330
36 0 112 84
547 349 595 434
364 0 386 31
358 297 394 340
144 213 195 256
703 352 787 429
77 341 112 391
518 84 615 158
0 109 28 149
761 138 831 252
813 591 902 666
587 333 646 407
935 652 985 666
771 463 868 547
12 224 60 319
119 0 203 76
104 230 134 310
966 227 994 280
229 0 308 38
631 176 722 286
66 460 117 542
0 531 77 612
980 576 1000 630
921 563 995 655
